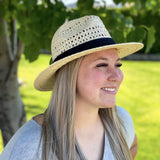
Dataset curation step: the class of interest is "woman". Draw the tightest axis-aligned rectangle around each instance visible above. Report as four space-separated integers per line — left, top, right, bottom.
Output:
0 15 143 160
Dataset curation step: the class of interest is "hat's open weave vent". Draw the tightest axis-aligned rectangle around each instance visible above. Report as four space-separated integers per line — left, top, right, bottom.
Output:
51 16 111 60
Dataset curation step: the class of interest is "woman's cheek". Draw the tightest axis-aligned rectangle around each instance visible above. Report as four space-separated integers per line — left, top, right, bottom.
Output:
118 69 124 84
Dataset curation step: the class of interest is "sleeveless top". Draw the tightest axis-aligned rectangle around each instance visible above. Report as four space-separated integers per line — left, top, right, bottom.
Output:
0 106 135 160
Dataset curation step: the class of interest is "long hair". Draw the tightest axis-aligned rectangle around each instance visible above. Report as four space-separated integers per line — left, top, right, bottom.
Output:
39 57 132 160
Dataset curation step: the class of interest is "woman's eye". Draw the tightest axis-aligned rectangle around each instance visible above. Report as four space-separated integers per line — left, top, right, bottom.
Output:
96 63 108 67
115 63 122 68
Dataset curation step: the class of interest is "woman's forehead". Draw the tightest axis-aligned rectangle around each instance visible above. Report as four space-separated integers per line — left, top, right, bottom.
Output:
84 49 119 61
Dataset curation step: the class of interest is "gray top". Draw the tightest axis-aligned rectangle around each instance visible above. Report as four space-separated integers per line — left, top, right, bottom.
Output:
0 106 135 160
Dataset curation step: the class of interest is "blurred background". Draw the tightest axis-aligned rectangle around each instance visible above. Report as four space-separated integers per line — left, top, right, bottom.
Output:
0 0 160 159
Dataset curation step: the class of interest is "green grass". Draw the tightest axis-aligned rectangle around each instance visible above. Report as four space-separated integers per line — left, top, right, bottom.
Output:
0 54 160 160
116 61 160 160
18 54 51 121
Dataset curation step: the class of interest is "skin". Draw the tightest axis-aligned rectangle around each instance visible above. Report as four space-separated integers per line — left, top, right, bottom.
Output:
130 134 138 159
34 48 137 159
76 48 123 109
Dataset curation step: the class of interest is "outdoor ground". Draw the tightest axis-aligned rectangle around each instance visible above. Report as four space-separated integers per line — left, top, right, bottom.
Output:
0 54 160 160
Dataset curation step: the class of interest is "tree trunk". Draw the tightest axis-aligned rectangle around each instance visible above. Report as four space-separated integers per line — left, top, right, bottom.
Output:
0 18 26 146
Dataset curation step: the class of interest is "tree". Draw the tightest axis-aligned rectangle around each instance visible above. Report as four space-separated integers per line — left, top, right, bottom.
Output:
0 0 68 146
0 1 26 146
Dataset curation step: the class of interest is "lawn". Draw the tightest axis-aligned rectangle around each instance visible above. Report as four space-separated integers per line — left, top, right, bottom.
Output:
0 54 160 160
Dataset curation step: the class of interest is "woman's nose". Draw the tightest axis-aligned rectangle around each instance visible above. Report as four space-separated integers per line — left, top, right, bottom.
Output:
107 68 121 81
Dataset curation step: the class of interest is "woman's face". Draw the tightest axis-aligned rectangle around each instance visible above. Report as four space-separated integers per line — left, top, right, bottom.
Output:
76 48 123 108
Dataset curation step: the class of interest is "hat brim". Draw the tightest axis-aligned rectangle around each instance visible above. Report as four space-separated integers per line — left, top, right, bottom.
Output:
34 42 143 91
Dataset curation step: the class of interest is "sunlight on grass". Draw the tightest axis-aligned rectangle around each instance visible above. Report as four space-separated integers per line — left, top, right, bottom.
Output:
0 54 160 160
18 54 51 120
116 61 160 160
0 131 3 153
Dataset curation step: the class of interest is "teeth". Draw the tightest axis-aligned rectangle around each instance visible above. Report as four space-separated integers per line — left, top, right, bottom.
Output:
103 88 115 92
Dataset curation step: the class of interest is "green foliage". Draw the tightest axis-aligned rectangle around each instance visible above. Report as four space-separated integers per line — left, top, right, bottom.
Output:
2 0 68 62
24 45 40 62
144 26 156 53
77 0 94 9
145 0 160 14
126 27 146 43
110 29 125 43
49 57 53 65
16 1 67 62
68 0 97 19
0 1 5 18
116 0 159 53
2 0 160 62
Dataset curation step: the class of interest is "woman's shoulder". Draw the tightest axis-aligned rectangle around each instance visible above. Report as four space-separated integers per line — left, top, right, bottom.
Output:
116 106 135 148
116 106 133 122
0 118 42 160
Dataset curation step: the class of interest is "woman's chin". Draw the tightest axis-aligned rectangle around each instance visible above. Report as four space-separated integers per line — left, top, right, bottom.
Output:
99 102 116 108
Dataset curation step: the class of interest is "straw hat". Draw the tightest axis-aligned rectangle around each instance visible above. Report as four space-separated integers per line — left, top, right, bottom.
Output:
34 15 143 91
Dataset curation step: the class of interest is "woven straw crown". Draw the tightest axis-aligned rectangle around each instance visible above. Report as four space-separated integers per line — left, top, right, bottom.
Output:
34 15 144 91
51 15 110 61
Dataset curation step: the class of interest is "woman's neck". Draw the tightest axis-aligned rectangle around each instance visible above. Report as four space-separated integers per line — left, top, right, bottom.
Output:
75 100 103 132
75 101 105 160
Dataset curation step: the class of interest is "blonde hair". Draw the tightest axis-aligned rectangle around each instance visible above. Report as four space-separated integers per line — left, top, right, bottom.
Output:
40 57 132 160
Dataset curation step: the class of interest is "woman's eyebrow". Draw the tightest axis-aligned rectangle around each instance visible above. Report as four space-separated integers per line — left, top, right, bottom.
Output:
95 57 108 61
95 57 121 61
117 58 121 61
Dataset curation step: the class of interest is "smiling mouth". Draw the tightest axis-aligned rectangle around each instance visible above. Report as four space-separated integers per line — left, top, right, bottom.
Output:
102 88 115 91
101 87 117 94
